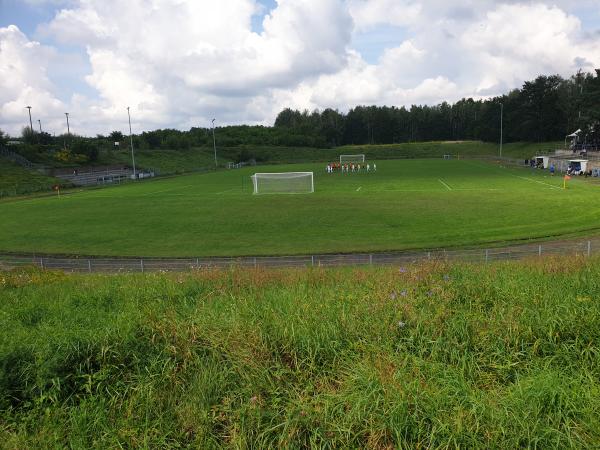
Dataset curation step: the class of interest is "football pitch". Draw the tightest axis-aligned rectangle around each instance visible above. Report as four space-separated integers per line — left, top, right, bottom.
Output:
1 159 600 257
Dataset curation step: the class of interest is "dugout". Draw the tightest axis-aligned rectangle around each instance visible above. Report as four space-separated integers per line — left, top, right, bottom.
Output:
568 159 588 175
535 156 549 168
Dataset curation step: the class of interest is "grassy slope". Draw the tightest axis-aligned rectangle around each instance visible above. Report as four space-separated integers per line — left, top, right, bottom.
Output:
96 141 561 175
0 157 64 197
1 159 600 257
1 258 599 448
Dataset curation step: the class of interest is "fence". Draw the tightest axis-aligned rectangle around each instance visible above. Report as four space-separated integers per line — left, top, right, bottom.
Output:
0 238 597 273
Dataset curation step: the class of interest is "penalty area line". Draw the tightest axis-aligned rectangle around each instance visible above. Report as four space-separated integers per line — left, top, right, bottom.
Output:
356 186 362 192
438 179 452 191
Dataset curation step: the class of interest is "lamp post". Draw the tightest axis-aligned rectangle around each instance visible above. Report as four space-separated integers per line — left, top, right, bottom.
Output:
26 106 33 133
211 118 217 168
127 107 137 178
499 103 503 158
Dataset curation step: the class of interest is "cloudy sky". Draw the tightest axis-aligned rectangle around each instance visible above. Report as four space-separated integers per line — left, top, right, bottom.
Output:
1 0 599 137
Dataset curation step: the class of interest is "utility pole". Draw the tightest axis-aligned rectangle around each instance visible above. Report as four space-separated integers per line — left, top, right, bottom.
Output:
38 119 42 133
127 107 137 178
64 112 70 149
499 103 503 158
26 106 33 133
211 118 217 168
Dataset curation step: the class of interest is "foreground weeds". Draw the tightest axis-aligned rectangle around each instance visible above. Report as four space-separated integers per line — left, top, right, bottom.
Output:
1 257 599 448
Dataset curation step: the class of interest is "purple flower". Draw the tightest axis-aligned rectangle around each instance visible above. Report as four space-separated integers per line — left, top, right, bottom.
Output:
399 267 407 273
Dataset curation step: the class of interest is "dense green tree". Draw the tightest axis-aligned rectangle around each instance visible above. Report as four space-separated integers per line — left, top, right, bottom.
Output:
109 131 124 142
21 126 36 145
71 138 99 162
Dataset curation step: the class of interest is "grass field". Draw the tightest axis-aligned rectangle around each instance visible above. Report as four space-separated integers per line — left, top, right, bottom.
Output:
1 158 600 257
1 258 599 447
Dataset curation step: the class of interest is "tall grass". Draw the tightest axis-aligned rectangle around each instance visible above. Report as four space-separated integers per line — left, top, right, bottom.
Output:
1 257 599 448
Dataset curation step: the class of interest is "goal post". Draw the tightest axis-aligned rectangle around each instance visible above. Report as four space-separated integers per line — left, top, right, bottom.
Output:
339 154 365 164
251 172 314 194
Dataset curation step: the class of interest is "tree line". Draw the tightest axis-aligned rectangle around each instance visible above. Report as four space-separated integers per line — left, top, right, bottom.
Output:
3 69 599 163
274 69 600 147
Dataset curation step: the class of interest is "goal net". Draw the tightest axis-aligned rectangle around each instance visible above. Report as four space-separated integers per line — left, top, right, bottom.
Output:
339 154 365 164
251 172 314 194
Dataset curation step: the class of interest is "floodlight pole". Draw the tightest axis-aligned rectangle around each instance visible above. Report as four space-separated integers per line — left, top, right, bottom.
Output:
499 103 503 158
26 106 33 133
38 119 42 133
211 118 217 168
64 112 70 149
127 107 137 178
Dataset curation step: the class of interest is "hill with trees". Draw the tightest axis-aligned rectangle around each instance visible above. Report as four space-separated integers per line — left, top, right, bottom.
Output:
1 69 598 168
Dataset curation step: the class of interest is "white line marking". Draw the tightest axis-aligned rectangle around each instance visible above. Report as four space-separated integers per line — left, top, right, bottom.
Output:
514 176 561 190
363 187 504 194
438 179 452 191
356 186 362 192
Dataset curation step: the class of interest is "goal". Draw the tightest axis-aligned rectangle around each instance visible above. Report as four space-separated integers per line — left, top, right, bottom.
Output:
443 154 453 160
251 172 314 194
339 154 365 164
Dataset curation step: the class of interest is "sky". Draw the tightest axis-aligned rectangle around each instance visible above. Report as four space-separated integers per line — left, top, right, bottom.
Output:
0 0 599 137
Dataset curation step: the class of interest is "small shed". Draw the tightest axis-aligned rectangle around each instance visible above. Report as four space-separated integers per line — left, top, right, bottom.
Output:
568 159 588 175
535 156 549 168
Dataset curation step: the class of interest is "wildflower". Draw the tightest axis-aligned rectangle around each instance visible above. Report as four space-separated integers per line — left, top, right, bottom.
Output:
390 291 397 300
250 396 258 404
443 274 451 281
400 290 407 297
398 321 406 329
399 267 407 273
426 290 433 297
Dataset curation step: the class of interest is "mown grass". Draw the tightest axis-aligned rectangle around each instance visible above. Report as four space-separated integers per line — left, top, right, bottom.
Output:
1 257 599 448
2 158 600 257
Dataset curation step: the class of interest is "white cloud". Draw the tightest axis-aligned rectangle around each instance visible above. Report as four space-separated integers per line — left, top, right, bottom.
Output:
461 3 600 93
1 1 600 136
29 0 354 134
274 1 600 116
348 0 422 30
0 25 65 135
